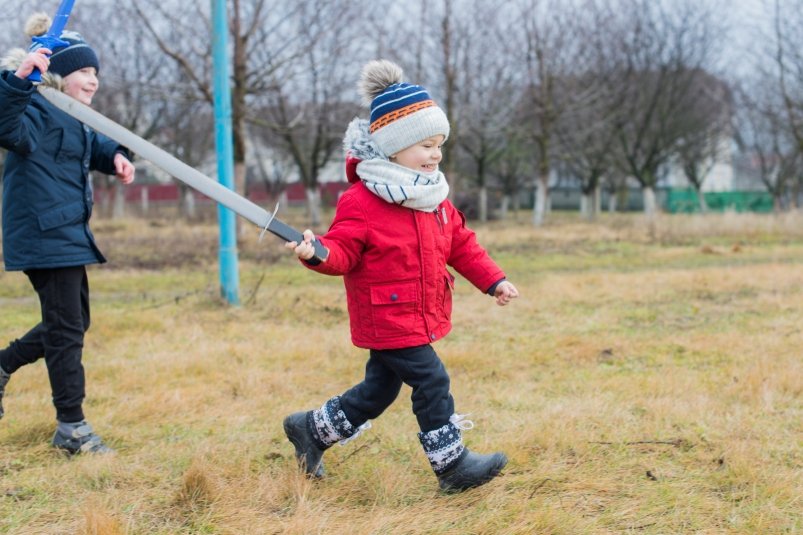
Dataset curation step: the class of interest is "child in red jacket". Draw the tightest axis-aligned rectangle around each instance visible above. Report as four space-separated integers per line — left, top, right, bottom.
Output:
283 59 518 492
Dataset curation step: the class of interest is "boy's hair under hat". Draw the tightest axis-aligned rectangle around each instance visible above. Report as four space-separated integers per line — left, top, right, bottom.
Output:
359 60 450 157
25 13 99 78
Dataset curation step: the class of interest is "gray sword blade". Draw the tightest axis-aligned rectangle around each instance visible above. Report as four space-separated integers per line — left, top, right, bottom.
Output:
37 86 327 262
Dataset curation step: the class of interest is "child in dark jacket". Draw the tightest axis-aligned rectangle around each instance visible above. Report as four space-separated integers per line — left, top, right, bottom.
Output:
0 14 135 455
283 60 519 492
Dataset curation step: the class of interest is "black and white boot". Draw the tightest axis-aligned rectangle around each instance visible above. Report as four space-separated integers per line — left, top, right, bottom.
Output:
283 396 370 478
419 414 507 493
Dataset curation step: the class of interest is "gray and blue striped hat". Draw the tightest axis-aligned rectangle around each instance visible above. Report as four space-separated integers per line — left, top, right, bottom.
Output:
361 60 450 157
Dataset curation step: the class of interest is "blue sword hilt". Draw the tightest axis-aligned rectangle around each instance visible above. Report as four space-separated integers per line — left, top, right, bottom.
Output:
27 0 76 83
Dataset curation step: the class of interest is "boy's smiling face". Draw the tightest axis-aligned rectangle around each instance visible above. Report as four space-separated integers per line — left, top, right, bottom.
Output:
62 67 98 106
390 135 445 173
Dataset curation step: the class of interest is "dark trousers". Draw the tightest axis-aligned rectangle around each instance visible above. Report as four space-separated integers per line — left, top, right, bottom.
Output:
339 344 454 433
0 266 89 423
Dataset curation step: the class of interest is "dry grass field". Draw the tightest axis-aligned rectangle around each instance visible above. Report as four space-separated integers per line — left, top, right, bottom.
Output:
0 211 801 534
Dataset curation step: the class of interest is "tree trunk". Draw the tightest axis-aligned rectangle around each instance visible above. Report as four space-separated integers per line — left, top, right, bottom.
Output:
140 187 149 216
499 194 511 220
608 192 618 213
594 184 602 218
696 189 709 213
235 161 247 237
478 186 488 222
182 187 196 220
306 186 322 227
112 182 125 219
642 186 658 217
580 192 592 220
533 176 548 227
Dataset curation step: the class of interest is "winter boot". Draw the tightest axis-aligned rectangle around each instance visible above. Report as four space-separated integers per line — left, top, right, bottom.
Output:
419 414 507 493
52 420 113 455
284 396 370 478
0 365 9 420
283 412 327 478
436 450 508 492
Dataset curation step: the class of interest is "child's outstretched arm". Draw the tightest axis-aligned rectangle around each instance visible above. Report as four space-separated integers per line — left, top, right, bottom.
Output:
492 280 519 306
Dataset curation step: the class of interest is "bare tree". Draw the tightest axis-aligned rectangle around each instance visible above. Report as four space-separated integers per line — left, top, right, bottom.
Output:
737 84 799 211
453 0 518 221
603 0 726 218
510 0 578 226
79 1 183 218
250 1 365 226
673 73 734 212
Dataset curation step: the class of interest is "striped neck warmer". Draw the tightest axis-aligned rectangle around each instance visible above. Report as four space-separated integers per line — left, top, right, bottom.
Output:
356 159 449 212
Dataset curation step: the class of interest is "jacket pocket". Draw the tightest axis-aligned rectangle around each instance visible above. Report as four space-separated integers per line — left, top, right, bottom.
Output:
38 201 85 231
55 127 84 162
370 280 419 339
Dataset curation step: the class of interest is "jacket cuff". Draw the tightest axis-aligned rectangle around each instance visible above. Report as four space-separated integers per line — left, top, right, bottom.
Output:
486 278 506 296
1 70 34 92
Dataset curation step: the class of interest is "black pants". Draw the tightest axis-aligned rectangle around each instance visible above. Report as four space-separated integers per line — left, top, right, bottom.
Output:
0 266 89 423
339 344 454 433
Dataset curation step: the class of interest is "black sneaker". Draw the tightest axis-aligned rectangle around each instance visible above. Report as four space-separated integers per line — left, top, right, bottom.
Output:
283 412 326 478
0 366 9 420
52 421 113 455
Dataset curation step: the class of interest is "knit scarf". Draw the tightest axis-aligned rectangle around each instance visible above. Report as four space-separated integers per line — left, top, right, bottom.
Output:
356 159 449 212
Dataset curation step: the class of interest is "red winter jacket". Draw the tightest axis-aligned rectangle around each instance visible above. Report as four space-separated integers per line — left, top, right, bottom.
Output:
303 157 505 350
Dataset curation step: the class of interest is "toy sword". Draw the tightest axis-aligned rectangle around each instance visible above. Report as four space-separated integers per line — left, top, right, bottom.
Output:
28 0 76 82
37 85 328 262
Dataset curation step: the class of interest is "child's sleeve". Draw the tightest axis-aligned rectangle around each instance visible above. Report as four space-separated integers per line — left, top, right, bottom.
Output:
302 192 368 276
0 71 45 154
444 202 506 294
89 132 130 175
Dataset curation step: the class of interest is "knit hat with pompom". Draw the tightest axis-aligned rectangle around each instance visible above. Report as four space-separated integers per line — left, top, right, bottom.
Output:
26 12 99 77
359 60 449 157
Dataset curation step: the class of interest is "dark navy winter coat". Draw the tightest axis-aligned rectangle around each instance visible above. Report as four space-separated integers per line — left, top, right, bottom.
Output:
0 70 126 271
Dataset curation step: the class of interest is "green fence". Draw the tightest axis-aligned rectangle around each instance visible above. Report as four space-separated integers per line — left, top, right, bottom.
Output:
666 189 774 213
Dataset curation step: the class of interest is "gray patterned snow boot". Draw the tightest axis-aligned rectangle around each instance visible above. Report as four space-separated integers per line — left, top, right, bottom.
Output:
284 396 370 478
52 420 113 455
419 414 507 493
0 365 9 420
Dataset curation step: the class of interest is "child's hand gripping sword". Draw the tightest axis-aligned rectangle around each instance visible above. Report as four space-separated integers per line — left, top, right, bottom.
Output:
36 86 329 262
28 0 76 82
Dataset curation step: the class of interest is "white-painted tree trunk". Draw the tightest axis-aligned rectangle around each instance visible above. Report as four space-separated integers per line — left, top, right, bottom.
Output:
642 186 658 217
478 186 488 222
499 194 511 220
112 182 125 219
580 193 592 220
608 191 618 212
533 180 548 226
697 190 709 213
140 187 149 216
306 186 322 227
182 188 196 220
